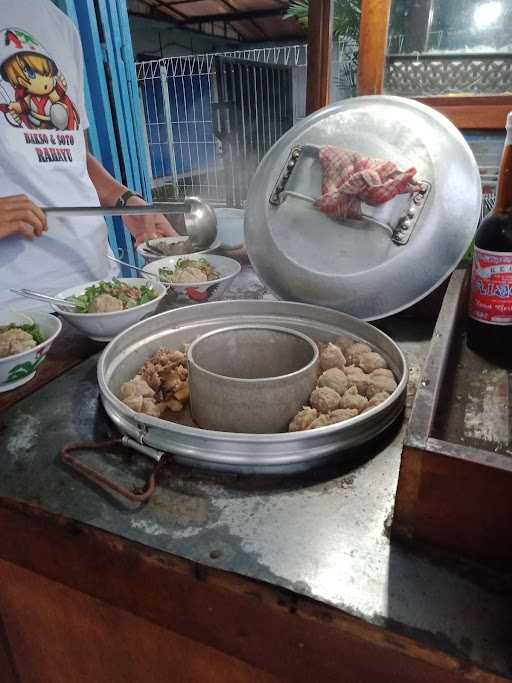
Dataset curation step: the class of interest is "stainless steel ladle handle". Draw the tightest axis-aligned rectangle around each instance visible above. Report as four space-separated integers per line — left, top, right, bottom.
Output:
43 201 190 218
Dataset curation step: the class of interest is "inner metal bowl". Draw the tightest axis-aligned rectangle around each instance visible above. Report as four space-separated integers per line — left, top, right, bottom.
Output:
187 324 319 434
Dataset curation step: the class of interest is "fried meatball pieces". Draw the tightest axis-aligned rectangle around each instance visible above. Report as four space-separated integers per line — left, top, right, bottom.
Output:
120 376 155 400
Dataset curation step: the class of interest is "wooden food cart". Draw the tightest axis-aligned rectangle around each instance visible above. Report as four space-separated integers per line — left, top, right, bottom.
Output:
1 1 512 681
0 264 511 683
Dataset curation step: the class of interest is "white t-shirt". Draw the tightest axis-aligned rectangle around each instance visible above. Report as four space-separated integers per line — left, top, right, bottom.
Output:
0 0 117 311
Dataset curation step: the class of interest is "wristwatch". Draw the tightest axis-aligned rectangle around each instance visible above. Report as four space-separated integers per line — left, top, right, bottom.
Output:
115 190 144 207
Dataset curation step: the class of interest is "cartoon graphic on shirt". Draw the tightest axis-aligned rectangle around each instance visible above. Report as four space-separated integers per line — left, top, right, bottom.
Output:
0 28 79 130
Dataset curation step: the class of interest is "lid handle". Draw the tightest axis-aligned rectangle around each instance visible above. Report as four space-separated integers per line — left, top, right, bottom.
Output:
269 145 430 246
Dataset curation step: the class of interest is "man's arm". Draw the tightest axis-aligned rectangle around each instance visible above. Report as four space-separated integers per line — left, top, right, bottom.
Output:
86 150 127 208
84 135 176 242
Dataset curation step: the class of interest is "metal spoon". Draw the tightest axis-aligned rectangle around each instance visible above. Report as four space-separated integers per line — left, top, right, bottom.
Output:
43 196 218 250
107 254 150 277
10 288 78 310
107 256 173 291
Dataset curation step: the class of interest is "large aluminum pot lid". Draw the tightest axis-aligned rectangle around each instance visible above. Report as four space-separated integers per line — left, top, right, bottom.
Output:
245 95 481 320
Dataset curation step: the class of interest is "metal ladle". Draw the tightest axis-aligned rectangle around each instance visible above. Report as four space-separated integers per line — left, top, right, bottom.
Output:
43 196 218 249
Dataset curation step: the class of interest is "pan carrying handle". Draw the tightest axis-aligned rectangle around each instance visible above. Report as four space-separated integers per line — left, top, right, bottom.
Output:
61 437 167 504
269 145 430 246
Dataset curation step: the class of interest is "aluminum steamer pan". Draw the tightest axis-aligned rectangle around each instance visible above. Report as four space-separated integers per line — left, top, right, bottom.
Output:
245 95 482 320
98 301 407 474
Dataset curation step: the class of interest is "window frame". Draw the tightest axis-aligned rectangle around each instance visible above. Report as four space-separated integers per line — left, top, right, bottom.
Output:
357 0 512 129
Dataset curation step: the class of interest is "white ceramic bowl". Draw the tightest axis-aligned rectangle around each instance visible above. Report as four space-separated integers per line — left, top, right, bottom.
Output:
0 311 62 392
136 235 222 264
143 254 241 304
215 208 245 250
53 278 167 342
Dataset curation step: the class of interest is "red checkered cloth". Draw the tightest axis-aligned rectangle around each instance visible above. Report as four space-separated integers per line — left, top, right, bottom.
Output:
314 146 420 220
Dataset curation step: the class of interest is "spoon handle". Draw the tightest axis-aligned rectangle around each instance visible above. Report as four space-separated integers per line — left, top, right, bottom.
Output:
43 204 188 217
10 288 77 309
107 256 173 291
107 254 149 276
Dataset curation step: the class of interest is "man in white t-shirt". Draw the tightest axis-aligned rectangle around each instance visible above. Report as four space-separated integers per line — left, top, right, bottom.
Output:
0 1 176 311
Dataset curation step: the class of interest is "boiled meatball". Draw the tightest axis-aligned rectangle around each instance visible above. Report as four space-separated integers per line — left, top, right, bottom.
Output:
344 365 370 395
364 391 391 411
328 408 358 424
89 293 123 313
345 342 372 366
358 352 387 374
334 335 353 354
310 386 341 413
317 368 349 396
367 375 397 399
319 342 346 371
0 329 36 357
309 408 358 429
309 413 336 429
174 267 207 284
369 368 395 381
289 406 318 432
339 386 368 413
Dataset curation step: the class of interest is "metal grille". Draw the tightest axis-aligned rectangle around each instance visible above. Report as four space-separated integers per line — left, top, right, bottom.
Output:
135 42 363 205
137 55 221 202
212 55 294 207
385 53 512 97
136 45 310 204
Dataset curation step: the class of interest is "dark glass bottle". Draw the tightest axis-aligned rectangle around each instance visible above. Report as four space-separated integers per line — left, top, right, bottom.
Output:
467 113 512 359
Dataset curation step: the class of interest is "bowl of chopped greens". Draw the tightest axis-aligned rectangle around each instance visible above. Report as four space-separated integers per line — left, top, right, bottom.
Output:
143 255 241 304
0 311 62 392
53 278 166 342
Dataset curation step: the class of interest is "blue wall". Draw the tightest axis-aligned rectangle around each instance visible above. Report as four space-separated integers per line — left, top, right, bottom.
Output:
54 0 149 269
141 69 215 179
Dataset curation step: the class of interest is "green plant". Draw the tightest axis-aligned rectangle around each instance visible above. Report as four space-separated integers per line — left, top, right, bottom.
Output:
285 0 361 42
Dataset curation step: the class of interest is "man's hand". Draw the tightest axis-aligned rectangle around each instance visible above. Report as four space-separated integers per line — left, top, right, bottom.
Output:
8 102 22 114
121 194 177 246
0 195 48 241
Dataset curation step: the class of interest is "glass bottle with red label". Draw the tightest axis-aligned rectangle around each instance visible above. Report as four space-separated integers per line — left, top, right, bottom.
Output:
467 112 512 357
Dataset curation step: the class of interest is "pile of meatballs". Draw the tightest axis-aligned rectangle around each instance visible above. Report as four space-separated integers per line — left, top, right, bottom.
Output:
118 336 398 434
289 337 397 432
